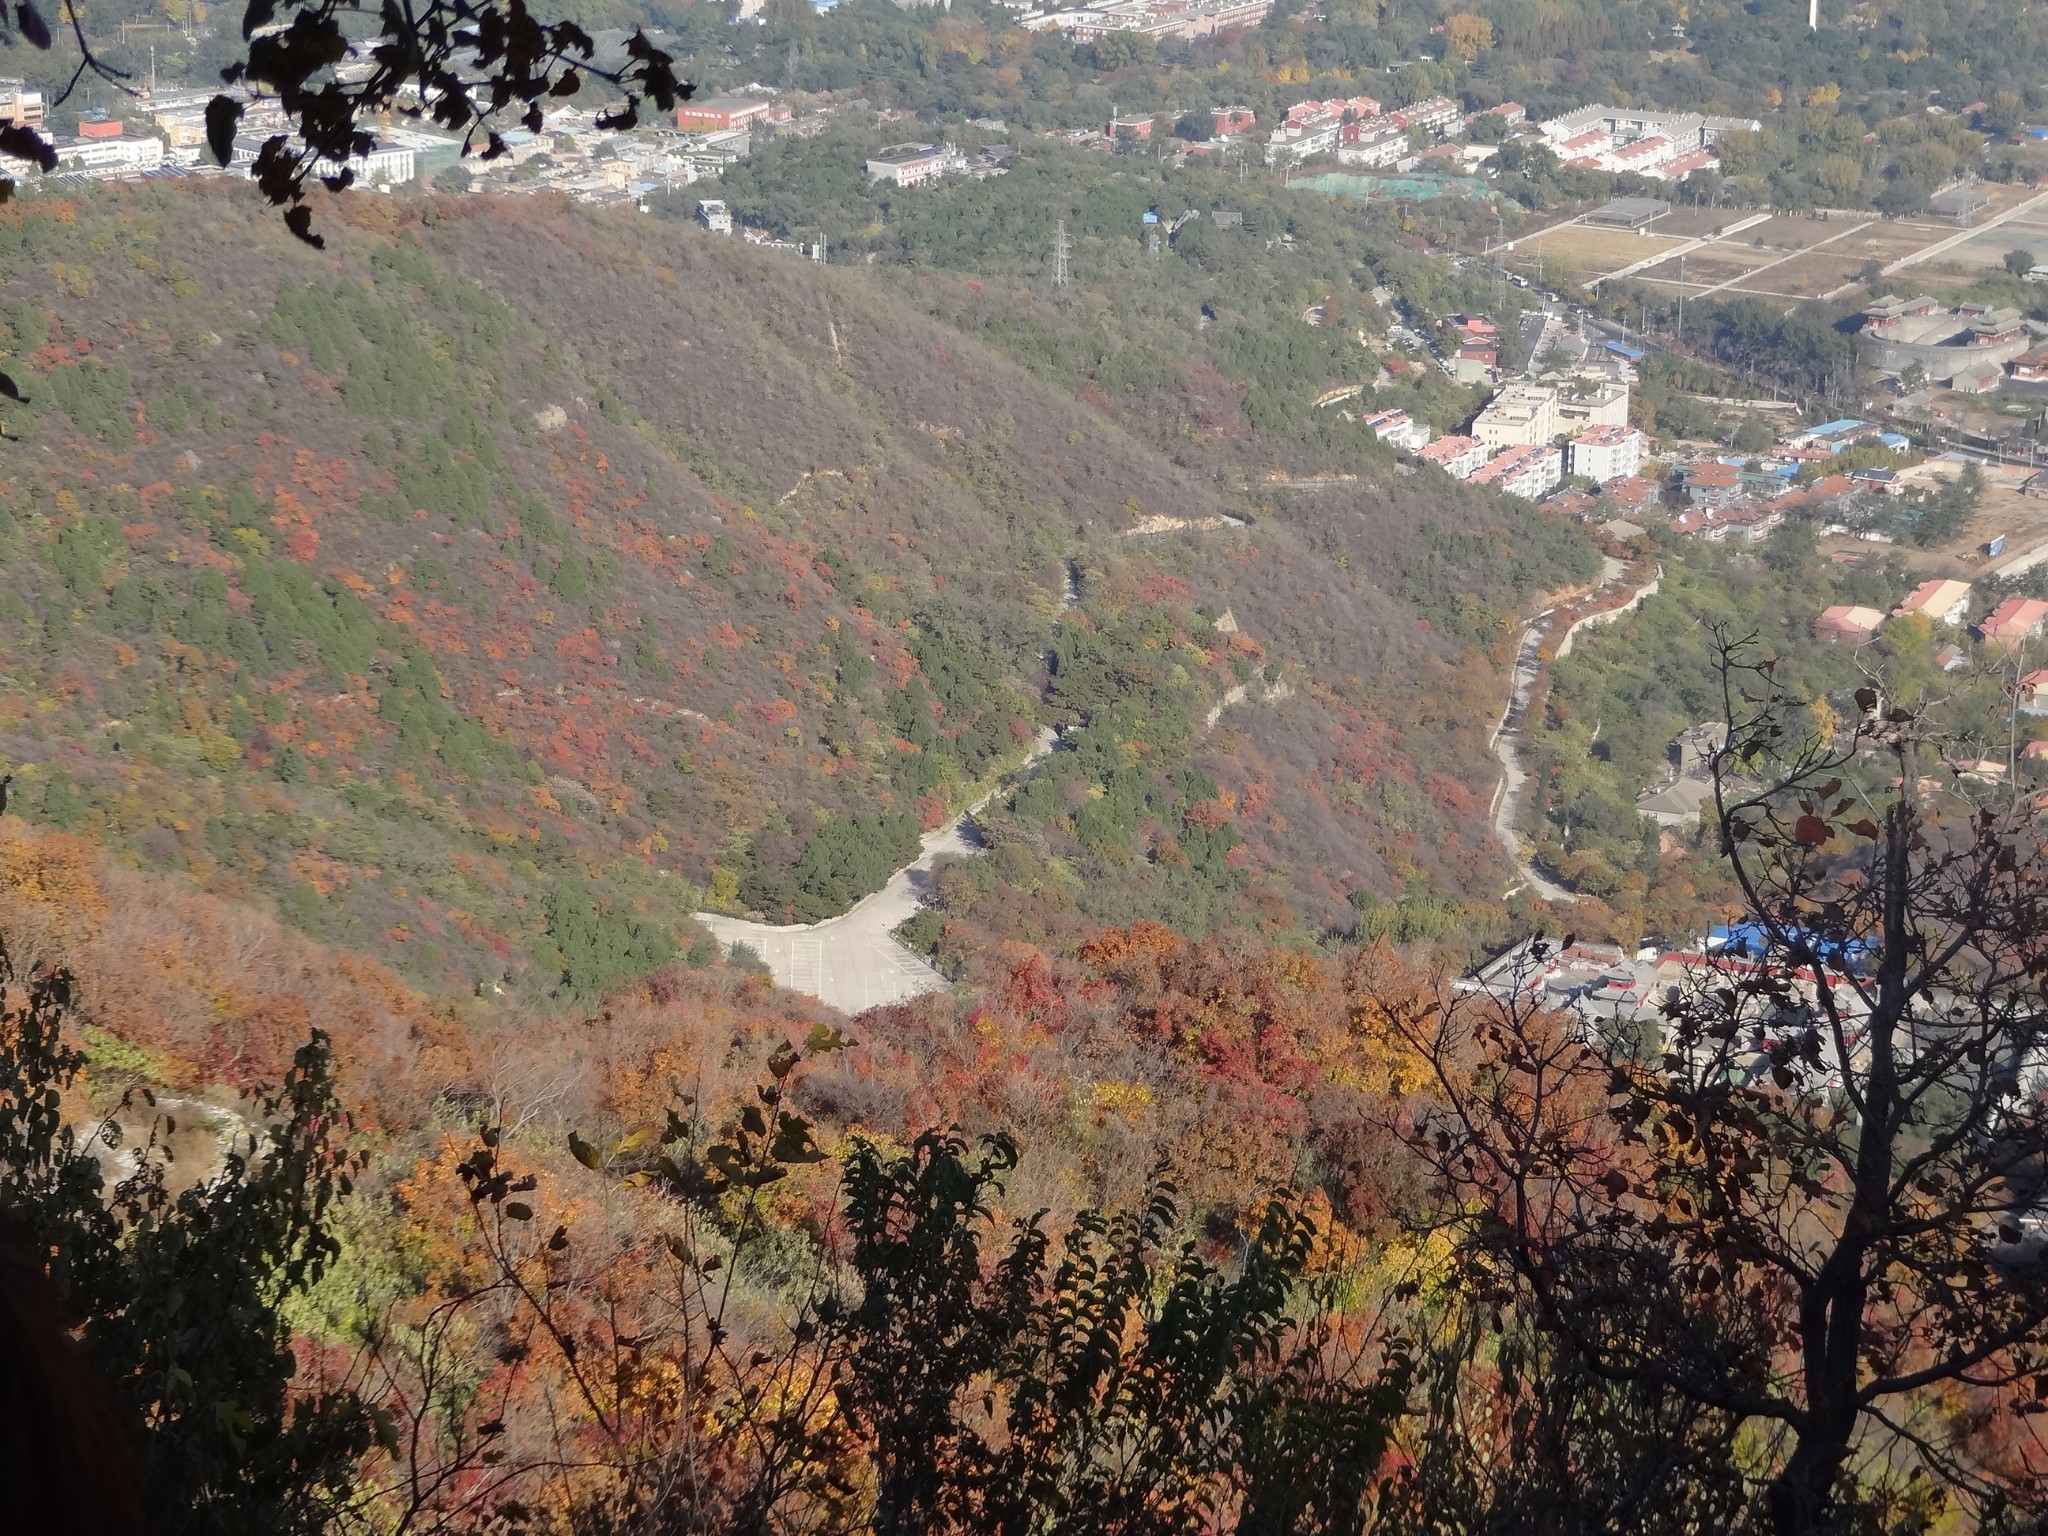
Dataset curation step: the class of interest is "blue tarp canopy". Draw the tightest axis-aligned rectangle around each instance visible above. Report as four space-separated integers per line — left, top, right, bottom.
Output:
1605 340 1646 361
1708 923 1874 972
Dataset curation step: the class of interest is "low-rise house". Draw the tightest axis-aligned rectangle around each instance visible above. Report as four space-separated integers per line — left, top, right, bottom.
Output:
1786 419 1882 453
696 198 733 233
1979 596 2048 645
1567 424 1646 485
1637 776 1715 826
865 143 964 186
1469 443 1563 499
1670 499 1782 542
1362 408 1429 451
1815 604 1886 643
1851 467 1905 495
1936 643 1969 672
1681 459 1745 508
1418 434 1489 479
2023 739 2048 762
1892 578 1972 627
1602 475 1659 514
2020 669 2048 715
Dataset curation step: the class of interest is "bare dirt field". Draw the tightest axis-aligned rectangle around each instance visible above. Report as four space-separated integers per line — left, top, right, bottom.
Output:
1515 222 1684 277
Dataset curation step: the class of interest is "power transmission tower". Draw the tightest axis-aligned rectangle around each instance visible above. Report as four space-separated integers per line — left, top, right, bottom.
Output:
1148 226 1161 261
1052 220 1071 289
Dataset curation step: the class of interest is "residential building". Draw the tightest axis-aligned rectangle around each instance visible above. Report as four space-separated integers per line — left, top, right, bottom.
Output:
1603 475 1659 515
696 198 733 233
865 143 964 186
1815 605 1886 643
674 95 785 133
1566 424 1645 485
1471 384 1557 451
1785 418 1882 453
1362 408 1429 451
1106 114 1155 142
1388 96 1461 135
1681 459 1744 508
1478 102 1526 126
1980 597 2048 645
1892 578 1972 627
1335 125 1406 168
1213 105 1257 136
1418 434 1489 479
1469 443 1563 499
1670 500 1783 542
1553 379 1630 431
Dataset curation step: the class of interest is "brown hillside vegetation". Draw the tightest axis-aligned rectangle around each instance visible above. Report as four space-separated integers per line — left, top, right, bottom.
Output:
0 180 1590 1005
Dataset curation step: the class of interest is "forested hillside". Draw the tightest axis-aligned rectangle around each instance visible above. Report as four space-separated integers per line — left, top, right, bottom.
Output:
0 180 1592 1005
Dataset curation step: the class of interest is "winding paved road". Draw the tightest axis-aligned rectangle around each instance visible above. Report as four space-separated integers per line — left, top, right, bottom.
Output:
1489 611 1577 904
1489 561 1659 904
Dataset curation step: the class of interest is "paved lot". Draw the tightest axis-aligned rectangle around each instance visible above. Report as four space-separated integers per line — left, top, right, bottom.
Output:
696 819 972 1014
696 731 1058 1015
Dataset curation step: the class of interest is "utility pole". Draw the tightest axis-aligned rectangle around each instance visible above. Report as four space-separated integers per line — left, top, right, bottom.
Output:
1676 252 1686 344
1052 220 1071 290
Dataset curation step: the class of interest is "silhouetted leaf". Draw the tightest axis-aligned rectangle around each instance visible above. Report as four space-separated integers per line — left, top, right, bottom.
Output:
14 2 49 48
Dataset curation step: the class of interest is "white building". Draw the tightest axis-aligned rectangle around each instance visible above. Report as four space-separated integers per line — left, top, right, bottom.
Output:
1566 424 1646 485
1336 129 1406 168
1418 434 1490 479
53 134 165 177
1471 443 1563 499
697 198 734 233
228 135 413 187
1363 408 1429 452
866 143 965 186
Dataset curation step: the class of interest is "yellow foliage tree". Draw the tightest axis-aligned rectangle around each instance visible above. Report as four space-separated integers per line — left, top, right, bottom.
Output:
1443 12 1494 59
